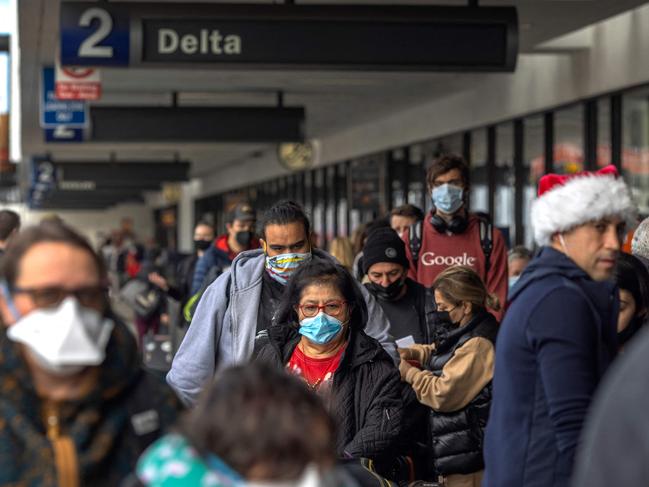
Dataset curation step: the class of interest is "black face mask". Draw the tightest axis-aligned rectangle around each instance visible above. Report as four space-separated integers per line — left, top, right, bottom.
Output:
431 310 463 349
235 230 254 248
194 239 212 252
367 279 405 301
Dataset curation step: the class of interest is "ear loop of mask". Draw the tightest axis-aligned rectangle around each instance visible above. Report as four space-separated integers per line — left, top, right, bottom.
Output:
558 234 570 257
0 280 20 322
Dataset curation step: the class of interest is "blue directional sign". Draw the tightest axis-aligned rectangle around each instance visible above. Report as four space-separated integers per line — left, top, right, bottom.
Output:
60 5 130 66
44 126 85 143
40 67 87 128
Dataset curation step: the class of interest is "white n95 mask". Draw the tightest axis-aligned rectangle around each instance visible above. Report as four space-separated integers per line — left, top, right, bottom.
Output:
7 297 114 376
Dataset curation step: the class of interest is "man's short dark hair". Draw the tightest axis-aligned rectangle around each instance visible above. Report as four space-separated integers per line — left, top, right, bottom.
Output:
426 154 471 193
260 200 311 239
390 204 424 222
0 210 20 241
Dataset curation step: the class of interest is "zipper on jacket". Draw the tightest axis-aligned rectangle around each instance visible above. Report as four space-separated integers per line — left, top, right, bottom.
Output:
43 402 80 487
381 408 392 430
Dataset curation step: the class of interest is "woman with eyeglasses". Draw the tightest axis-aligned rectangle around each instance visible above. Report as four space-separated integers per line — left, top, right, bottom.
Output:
398 265 498 487
0 222 180 487
255 259 403 463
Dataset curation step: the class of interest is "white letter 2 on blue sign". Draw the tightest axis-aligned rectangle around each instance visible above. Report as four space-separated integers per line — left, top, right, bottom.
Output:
78 8 114 58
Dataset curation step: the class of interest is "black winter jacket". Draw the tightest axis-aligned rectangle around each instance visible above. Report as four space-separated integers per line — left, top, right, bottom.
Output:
255 323 403 460
427 310 498 476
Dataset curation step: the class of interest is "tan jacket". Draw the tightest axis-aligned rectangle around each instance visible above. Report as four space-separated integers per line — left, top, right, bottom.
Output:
400 338 495 413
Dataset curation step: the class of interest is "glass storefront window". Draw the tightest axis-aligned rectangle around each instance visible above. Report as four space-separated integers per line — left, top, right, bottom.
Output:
554 104 584 174
495 123 514 245
524 115 544 249
470 128 489 214
326 166 336 244
312 169 325 248
622 87 649 215
390 148 407 208
407 144 426 212
598 98 611 168
349 155 384 230
304 171 313 222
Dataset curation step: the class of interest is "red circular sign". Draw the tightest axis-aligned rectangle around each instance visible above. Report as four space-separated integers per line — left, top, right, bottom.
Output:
62 67 95 79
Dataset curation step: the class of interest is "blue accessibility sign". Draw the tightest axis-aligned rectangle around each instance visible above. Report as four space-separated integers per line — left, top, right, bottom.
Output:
40 67 87 128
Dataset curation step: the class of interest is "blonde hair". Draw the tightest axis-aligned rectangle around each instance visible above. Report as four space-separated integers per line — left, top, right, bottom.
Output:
328 237 354 272
434 265 501 312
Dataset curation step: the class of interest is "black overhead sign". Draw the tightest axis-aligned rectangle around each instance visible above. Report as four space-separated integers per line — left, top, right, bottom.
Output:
60 3 518 71
29 157 190 209
90 106 305 143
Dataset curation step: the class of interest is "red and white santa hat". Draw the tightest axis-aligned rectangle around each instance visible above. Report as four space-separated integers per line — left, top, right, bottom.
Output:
531 165 636 246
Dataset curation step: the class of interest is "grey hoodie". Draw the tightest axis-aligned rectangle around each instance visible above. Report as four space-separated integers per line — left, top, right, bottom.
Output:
166 248 398 406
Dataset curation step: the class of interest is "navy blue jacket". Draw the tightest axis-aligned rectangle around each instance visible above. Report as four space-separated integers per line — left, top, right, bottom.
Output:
483 247 618 487
190 245 232 295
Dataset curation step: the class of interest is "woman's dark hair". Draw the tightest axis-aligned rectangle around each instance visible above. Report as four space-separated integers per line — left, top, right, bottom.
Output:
260 200 311 239
275 259 368 330
1 222 107 289
616 253 649 318
183 364 336 481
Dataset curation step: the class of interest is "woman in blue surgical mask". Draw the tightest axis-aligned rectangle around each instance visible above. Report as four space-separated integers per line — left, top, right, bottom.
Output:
255 260 403 463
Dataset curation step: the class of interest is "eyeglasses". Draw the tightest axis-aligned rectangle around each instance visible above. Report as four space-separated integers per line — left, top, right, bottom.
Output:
296 300 347 318
11 285 108 309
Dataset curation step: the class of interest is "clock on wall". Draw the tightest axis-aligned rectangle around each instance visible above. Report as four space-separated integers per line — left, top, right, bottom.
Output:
277 141 319 171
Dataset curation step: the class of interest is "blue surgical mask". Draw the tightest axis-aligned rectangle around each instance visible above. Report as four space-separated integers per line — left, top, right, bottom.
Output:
508 275 520 292
432 184 464 214
299 312 344 345
265 251 311 285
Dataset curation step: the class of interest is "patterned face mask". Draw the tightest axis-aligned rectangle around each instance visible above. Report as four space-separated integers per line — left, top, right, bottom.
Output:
265 251 312 285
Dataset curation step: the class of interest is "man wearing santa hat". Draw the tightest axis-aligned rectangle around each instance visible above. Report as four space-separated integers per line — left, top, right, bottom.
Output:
483 165 636 487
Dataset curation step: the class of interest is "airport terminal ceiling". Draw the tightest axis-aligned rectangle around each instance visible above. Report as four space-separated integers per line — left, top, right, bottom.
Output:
17 0 649 182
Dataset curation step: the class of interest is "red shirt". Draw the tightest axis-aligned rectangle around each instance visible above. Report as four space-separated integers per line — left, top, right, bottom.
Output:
214 234 261 261
287 343 346 391
403 213 508 320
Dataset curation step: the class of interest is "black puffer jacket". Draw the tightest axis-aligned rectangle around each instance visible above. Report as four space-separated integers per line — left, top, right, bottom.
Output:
255 323 403 460
426 310 498 476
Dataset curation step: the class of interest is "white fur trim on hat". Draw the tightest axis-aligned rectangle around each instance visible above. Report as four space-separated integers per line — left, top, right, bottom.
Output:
531 174 637 246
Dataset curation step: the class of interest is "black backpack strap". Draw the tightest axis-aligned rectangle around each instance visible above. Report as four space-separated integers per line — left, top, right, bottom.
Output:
422 286 437 344
408 221 423 271
476 213 493 279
